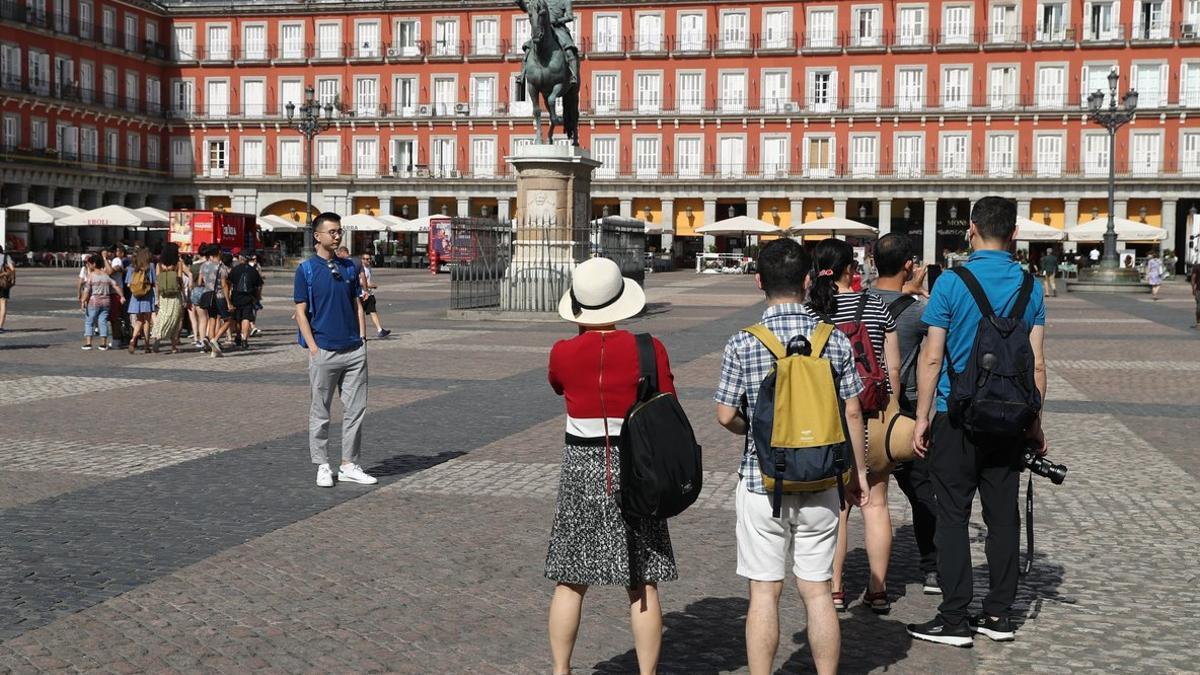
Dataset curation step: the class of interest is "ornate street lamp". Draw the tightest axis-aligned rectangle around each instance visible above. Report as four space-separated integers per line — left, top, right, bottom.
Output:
286 85 335 257
1086 69 1138 270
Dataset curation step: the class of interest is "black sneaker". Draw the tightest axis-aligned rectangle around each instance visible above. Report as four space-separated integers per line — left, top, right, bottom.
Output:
923 572 941 595
907 617 974 647
970 615 1015 642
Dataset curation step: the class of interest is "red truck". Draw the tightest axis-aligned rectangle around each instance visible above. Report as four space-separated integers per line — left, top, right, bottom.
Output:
168 210 260 255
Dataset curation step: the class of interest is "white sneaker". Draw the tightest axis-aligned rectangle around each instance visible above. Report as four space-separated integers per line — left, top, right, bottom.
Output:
316 463 334 488
337 463 378 485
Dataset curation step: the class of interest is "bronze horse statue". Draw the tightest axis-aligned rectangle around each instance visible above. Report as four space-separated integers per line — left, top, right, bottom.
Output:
518 0 580 145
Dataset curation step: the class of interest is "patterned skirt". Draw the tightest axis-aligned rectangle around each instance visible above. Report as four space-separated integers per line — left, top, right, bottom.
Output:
544 438 678 587
151 295 183 340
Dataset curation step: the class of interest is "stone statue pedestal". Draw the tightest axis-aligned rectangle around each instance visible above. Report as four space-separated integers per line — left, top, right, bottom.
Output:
500 144 600 313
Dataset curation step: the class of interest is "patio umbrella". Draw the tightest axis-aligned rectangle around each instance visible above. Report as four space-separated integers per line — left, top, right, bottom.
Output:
1067 217 1166 243
258 214 302 232
7 202 64 224
1015 217 1066 242
787 216 879 239
53 205 86 216
340 213 391 233
391 215 449 233
56 204 159 228
135 206 170 224
694 215 782 236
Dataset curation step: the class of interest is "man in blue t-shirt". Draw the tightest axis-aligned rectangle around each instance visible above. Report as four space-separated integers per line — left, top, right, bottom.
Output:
907 197 1049 648
294 212 377 489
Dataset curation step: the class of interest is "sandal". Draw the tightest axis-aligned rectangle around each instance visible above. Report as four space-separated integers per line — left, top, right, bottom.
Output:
863 589 891 614
832 590 846 612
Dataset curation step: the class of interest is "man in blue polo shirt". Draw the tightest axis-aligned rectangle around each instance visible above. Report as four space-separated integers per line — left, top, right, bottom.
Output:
907 196 1049 647
294 212 377 489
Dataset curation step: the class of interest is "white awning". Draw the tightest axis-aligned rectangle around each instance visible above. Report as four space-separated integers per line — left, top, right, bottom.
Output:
787 216 879 239
7 202 64 224
1015 217 1066 242
56 204 164 228
695 215 783 236
1068 217 1167 243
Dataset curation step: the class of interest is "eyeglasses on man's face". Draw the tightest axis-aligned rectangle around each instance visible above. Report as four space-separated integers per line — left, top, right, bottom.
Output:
316 228 343 238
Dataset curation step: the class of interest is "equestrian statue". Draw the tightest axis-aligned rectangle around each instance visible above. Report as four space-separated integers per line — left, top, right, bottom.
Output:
514 0 580 146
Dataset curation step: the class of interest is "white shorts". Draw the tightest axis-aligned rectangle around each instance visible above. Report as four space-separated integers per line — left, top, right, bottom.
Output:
735 478 840 582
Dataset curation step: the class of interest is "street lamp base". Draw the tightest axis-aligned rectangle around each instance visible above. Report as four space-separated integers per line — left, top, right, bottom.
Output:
1068 266 1149 293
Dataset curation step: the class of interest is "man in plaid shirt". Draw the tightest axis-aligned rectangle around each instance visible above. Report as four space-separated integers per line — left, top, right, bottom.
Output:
714 238 869 675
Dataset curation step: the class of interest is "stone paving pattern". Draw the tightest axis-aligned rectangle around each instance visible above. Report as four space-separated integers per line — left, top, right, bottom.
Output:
0 267 1198 673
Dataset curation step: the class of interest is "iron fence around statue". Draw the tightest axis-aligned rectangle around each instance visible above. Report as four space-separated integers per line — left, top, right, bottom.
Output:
447 216 645 313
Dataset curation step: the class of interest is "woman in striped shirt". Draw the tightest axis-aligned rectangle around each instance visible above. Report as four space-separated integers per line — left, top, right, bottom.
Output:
808 238 902 614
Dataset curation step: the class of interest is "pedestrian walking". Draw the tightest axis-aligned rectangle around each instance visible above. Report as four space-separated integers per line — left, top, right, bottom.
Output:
1146 250 1165 301
807 238 901 614
294 212 376 488
714 239 868 675
248 253 263 338
1038 248 1059 298
0 244 14 333
869 233 940 596
1191 263 1200 329
79 254 123 350
124 247 157 354
545 256 676 675
150 243 187 353
227 253 263 350
358 253 390 338
908 196 1049 647
198 247 231 356
110 244 130 347
189 249 207 350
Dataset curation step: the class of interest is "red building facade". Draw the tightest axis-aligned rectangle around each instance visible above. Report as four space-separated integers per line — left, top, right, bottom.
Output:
2 0 1199 261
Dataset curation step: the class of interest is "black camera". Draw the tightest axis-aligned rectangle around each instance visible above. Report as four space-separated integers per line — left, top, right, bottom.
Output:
1023 448 1067 485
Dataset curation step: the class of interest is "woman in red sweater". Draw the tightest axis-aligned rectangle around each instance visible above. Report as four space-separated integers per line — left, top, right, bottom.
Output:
545 257 677 675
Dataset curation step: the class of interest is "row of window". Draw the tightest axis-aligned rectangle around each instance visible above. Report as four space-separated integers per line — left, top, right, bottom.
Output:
3 0 164 55
162 129 1200 180
168 0 1200 64
0 43 161 113
160 62 1200 121
1 113 159 168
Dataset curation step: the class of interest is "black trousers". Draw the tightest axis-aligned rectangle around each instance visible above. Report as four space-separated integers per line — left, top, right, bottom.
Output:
893 455 937 576
929 413 1022 625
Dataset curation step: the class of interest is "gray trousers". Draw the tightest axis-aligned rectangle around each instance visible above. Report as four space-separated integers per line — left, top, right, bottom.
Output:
308 343 368 465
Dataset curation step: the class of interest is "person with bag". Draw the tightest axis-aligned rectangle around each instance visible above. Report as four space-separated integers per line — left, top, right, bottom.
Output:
807 238 901 614
294 212 375 489
545 257 677 675
869 233 940 596
189 248 208 350
198 246 232 357
227 253 263 350
150 243 188 353
715 239 868 675
908 196 1049 647
79 254 123 350
124 247 157 354
0 244 14 333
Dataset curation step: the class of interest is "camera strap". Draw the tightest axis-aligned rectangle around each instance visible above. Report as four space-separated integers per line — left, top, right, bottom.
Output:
1021 472 1034 577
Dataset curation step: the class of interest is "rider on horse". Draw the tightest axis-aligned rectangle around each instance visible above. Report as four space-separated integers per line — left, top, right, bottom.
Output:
515 0 579 91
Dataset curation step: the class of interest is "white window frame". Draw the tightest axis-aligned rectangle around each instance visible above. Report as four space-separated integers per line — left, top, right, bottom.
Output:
472 16 498 56
990 2 1020 42
240 77 265 118
469 74 496 116
762 68 793 113
849 133 879 177
633 135 661 179
1033 131 1065 177
942 4 973 43
1131 61 1168 108
896 66 926 111
591 71 620 113
803 133 835 178
279 138 302 177
430 136 457 177
592 13 621 53
987 132 1017 178
206 23 231 62
761 8 793 49
390 136 417 177
1035 63 1067 109
719 69 748 113
674 134 703 178
240 137 265 177
988 64 1020 109
677 11 706 52
470 135 497 177
204 77 229 119
204 137 228 178
806 68 836 113
1178 129 1200 174
675 70 704 114
279 22 305 60
635 70 662 114
635 11 665 52
1036 0 1069 41
354 76 379 117
316 137 340 177
897 4 928 45
1130 130 1162 176
806 7 838 48
316 21 343 59
761 133 791 177
851 67 880 112
354 136 379 177
394 18 421 56
940 132 971 176
717 133 747 178
433 18 460 56
941 65 972 110
393 75 418 116
1082 131 1110 176
1182 62 1200 107
719 10 749 50
592 135 618 178
432 75 458 116
851 5 883 46
894 132 925 177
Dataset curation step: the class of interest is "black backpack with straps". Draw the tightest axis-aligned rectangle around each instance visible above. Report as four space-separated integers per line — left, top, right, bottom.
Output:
886 294 920 415
946 268 1042 436
618 334 703 521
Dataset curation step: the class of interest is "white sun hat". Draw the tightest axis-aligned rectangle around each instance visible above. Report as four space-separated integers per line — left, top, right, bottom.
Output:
558 257 646 326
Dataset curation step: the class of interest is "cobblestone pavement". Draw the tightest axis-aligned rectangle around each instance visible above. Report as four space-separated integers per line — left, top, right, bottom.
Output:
0 268 1198 673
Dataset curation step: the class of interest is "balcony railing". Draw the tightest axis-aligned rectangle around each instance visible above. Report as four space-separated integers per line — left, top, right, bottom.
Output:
0 143 164 175
0 0 169 60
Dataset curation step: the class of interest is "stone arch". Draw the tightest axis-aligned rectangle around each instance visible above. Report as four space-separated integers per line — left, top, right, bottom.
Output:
260 199 318 224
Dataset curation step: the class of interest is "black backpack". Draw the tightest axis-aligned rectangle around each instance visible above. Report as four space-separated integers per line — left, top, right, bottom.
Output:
234 265 257 296
886 295 920 415
946 268 1042 436
618 334 703 521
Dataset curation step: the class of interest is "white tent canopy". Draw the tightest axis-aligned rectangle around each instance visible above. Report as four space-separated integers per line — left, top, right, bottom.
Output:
390 214 448 233
135 206 169 223
1067 217 1167 243
7 202 64 224
787 216 879 239
341 213 391 232
56 204 164 228
258 214 302 232
53 205 86 216
1015 217 1066 242
695 215 782 236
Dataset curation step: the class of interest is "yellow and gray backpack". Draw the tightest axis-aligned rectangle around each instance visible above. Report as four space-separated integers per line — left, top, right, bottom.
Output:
744 323 851 517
